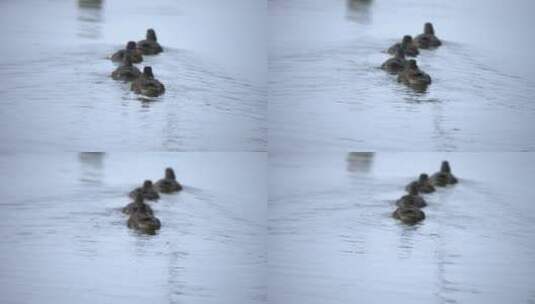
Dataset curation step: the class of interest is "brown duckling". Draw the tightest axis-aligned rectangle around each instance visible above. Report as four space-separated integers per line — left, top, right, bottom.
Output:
414 22 442 49
129 180 160 201
130 66 165 97
430 161 458 187
137 29 163 55
388 35 419 57
396 183 427 208
405 173 435 194
155 167 183 193
111 41 143 64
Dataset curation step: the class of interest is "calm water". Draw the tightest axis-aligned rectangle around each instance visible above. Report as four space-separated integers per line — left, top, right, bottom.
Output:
0 153 266 304
269 0 535 151
268 153 535 303
0 0 266 151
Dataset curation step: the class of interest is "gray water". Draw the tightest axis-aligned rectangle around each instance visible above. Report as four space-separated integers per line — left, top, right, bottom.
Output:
0 152 266 304
269 0 535 151
0 0 266 151
268 152 535 303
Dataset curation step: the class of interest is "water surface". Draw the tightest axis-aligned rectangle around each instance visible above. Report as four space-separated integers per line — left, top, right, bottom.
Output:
0 0 266 151
269 152 535 303
0 152 266 304
269 0 535 151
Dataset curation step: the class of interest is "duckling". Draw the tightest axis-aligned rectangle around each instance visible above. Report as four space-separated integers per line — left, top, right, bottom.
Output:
130 66 165 97
393 206 426 225
122 192 154 215
155 167 183 193
111 41 143 64
430 161 458 186
111 54 141 81
397 59 431 88
381 48 406 74
405 173 435 194
396 183 427 208
127 212 161 233
415 22 442 49
137 29 163 55
387 35 419 57
129 180 160 201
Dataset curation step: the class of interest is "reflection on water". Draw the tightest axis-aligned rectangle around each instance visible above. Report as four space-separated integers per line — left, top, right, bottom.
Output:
346 0 373 24
78 152 106 185
269 153 535 304
346 152 374 173
77 0 104 39
0 153 266 304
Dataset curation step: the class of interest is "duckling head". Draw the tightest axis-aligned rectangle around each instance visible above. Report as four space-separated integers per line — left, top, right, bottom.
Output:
440 161 451 173
406 59 418 70
126 41 136 50
165 167 176 180
419 173 429 183
147 29 158 41
424 22 435 35
143 66 154 78
143 180 153 189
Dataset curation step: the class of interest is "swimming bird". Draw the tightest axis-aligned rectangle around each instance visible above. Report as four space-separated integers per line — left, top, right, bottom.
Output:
414 22 442 49
393 205 426 225
111 54 141 81
388 35 419 57
381 48 407 74
127 210 161 233
137 29 163 55
405 173 435 194
111 41 143 63
129 180 160 201
130 66 165 97
122 192 154 215
396 183 427 208
155 167 183 193
430 161 458 186
397 59 431 89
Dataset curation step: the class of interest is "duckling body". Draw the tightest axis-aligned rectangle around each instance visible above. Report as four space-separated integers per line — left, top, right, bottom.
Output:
381 48 406 74
122 193 154 215
388 35 419 57
396 183 427 208
415 23 442 49
137 29 163 55
111 41 143 63
397 59 431 88
127 212 161 233
396 193 427 208
431 161 458 186
111 55 141 81
405 173 435 194
393 206 426 225
131 66 165 97
155 167 183 193
129 180 160 201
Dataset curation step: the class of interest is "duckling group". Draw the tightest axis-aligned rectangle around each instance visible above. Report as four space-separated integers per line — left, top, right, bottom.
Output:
381 23 442 90
110 29 166 97
392 161 457 225
121 168 183 234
